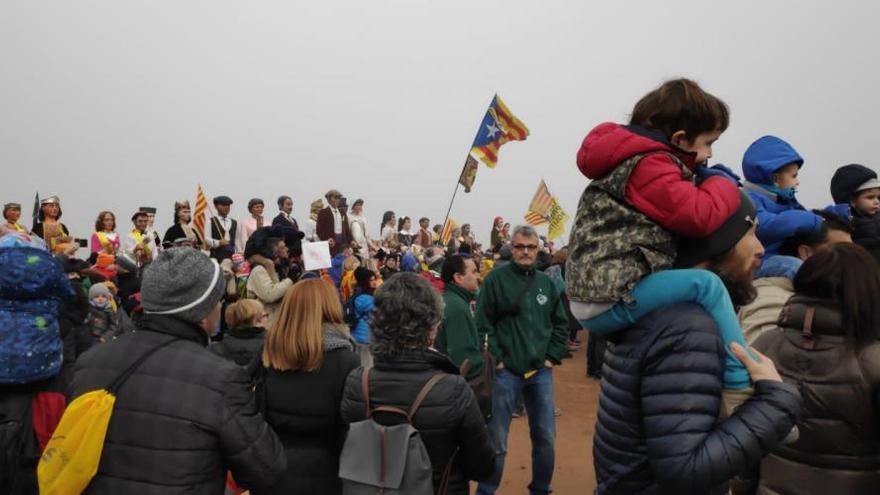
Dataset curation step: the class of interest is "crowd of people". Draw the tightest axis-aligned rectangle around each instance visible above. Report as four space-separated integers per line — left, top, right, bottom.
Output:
2 77 880 495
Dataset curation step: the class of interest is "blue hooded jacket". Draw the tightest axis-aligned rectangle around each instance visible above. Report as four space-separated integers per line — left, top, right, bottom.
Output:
742 135 820 257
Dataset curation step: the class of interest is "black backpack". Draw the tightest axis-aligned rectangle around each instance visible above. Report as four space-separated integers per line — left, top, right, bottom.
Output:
343 295 361 330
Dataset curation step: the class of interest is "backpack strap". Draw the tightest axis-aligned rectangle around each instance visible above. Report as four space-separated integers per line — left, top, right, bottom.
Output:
107 337 178 394
408 373 446 419
361 366 372 418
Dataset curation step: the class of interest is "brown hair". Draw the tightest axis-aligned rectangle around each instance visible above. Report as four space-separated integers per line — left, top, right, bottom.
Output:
262 279 349 371
225 299 264 329
94 211 116 232
793 243 880 349
630 78 729 141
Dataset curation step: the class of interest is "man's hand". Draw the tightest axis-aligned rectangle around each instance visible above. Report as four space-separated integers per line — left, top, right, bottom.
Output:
219 239 230 247
544 359 554 368
731 343 782 382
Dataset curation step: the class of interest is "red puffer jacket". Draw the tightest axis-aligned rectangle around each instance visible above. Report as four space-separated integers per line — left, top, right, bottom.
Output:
577 123 740 237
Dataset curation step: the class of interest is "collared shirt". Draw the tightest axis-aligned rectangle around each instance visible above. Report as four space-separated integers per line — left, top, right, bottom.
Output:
330 207 342 235
207 216 233 248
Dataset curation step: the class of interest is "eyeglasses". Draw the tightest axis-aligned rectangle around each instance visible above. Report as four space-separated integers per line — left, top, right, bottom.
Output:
513 244 539 252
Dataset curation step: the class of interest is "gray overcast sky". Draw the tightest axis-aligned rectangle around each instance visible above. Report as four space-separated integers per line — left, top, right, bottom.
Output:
2 1 878 248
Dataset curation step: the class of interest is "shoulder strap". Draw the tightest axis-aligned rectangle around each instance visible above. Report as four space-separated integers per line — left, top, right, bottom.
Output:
491 270 537 325
408 373 446 418
361 367 372 418
107 337 178 394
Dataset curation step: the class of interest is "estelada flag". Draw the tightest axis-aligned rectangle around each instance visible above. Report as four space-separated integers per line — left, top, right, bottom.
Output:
441 217 459 246
459 155 479 193
193 185 208 239
524 180 553 225
470 95 529 169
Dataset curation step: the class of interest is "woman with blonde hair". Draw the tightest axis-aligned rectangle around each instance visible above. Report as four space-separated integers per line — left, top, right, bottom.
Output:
256 279 360 495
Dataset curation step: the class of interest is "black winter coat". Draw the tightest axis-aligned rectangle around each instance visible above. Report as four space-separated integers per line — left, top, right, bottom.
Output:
594 303 802 494
254 329 360 495
210 327 266 367
851 210 880 264
340 348 495 495
68 314 286 494
753 297 880 494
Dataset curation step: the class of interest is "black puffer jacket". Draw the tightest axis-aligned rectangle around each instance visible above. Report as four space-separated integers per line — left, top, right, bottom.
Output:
851 210 880 264
753 297 880 494
68 314 286 494
340 348 495 495
255 326 361 495
210 327 266 367
594 303 802 494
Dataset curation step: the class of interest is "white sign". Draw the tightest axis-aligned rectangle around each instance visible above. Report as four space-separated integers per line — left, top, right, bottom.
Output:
302 241 332 271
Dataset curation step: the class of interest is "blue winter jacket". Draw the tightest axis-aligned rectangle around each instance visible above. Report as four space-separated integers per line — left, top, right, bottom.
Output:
742 136 820 256
351 293 374 344
594 302 802 494
0 247 74 383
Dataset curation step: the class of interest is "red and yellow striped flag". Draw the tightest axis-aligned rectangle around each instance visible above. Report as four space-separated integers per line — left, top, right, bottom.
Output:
193 184 208 239
441 217 459 246
523 180 553 225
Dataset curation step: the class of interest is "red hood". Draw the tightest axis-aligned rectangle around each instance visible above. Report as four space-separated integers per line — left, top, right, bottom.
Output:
576 123 696 179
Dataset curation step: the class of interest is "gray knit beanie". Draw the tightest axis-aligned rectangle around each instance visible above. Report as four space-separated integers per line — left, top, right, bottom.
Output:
141 248 225 323
88 283 111 300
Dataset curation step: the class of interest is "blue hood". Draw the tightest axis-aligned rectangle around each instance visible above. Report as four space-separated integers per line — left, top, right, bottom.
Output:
742 135 804 186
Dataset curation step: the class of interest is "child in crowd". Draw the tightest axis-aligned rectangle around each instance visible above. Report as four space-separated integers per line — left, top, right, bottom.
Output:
741 135 821 277
830 163 880 262
340 255 360 301
210 299 267 367
566 78 755 413
83 282 133 350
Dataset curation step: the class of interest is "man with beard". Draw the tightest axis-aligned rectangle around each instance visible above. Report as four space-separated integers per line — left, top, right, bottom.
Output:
593 193 802 494
123 210 158 266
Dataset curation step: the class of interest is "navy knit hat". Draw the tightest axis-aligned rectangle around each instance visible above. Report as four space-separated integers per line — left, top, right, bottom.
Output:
676 191 757 267
830 164 880 204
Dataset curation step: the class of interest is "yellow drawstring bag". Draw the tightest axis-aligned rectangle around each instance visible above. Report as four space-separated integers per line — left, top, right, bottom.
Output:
38 338 177 494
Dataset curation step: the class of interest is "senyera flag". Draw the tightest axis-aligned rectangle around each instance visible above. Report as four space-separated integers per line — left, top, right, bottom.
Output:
441 217 459 246
193 185 208 239
470 95 529 169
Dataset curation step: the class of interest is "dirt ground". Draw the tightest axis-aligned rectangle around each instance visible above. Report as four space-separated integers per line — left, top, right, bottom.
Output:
490 330 600 494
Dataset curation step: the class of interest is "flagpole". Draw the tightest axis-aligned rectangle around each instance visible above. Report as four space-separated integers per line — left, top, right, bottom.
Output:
440 159 469 235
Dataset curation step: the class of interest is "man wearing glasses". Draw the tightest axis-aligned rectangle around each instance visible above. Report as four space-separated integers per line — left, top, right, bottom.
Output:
475 225 569 495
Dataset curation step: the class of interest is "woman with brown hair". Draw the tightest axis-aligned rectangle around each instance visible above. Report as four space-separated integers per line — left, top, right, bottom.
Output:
255 279 360 495
752 243 880 494
89 210 120 257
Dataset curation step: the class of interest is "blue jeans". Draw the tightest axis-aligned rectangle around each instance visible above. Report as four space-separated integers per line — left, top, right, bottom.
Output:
580 269 752 390
477 367 555 495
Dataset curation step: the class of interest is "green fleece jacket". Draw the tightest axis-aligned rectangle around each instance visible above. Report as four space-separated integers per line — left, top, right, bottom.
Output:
476 262 569 375
436 283 483 380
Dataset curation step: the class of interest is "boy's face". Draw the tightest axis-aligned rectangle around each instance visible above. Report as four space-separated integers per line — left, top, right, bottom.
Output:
853 188 880 216
773 163 800 190
674 129 722 165
91 294 109 307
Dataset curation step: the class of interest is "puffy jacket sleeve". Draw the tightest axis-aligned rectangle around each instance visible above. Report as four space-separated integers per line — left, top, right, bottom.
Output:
247 266 292 304
641 311 802 492
625 154 740 237
218 363 287 490
755 208 821 247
